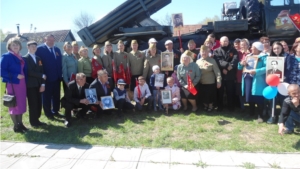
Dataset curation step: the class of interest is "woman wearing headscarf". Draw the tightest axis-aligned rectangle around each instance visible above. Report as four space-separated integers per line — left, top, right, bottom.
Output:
238 42 268 123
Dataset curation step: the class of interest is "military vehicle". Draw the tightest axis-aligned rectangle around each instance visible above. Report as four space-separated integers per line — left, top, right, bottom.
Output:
78 0 300 51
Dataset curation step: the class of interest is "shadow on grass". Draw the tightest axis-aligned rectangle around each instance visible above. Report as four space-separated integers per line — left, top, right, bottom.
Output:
293 140 300 150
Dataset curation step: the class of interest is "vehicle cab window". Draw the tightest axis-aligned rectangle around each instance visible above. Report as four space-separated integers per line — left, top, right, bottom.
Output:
270 0 290 6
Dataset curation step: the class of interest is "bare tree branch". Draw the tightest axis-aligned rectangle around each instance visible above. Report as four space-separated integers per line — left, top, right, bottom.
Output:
153 13 172 26
73 11 95 31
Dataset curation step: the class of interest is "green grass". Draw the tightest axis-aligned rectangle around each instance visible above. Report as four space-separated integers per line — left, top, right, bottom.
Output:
1 82 299 152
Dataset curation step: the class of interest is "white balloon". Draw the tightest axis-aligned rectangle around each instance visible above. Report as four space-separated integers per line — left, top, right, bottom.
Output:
277 82 289 96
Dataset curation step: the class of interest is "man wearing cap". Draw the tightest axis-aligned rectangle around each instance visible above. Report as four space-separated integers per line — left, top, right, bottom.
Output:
23 41 47 127
143 38 161 57
213 36 239 111
180 40 199 62
36 34 63 119
115 40 129 80
113 79 134 116
129 40 145 93
72 41 80 60
164 40 181 75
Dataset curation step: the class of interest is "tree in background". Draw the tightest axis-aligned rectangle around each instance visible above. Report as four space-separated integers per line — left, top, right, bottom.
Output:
73 12 95 39
153 13 172 26
0 29 12 42
199 15 220 25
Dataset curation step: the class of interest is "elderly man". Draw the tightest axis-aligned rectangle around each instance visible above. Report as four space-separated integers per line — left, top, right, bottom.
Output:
90 70 112 117
278 84 300 135
164 40 181 67
36 34 63 120
213 36 239 111
64 73 89 127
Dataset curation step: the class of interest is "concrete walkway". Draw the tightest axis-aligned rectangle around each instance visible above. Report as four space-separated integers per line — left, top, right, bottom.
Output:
0 141 299 169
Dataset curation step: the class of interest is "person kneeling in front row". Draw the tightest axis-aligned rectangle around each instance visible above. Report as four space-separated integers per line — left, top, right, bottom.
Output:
113 79 134 117
134 76 153 112
278 84 300 135
64 73 90 127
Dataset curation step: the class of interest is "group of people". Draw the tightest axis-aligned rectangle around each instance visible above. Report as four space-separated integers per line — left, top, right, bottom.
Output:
1 33 300 135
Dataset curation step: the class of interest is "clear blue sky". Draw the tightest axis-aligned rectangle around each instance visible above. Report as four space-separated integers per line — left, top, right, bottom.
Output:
1 0 237 36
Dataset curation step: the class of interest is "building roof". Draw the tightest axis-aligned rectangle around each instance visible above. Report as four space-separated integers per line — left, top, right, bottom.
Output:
173 24 202 36
3 30 76 43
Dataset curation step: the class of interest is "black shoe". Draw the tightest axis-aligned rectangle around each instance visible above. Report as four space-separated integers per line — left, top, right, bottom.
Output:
19 123 28 132
13 126 24 133
53 112 65 118
37 121 47 126
64 120 71 127
47 116 55 120
284 129 294 134
267 117 275 124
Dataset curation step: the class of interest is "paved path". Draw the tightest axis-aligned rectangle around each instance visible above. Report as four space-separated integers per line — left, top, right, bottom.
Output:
0 141 299 169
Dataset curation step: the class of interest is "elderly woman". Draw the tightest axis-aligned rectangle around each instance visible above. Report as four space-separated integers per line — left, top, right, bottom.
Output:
196 45 221 112
197 39 214 60
238 42 268 122
142 43 161 84
78 46 93 84
62 42 78 91
0 38 28 133
236 39 250 111
91 44 103 79
177 50 201 112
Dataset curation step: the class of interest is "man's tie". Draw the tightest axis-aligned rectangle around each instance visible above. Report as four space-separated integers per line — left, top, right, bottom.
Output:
49 48 56 59
102 84 107 95
78 86 82 95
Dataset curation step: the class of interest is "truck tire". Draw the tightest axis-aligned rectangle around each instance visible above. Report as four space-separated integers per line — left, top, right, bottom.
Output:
239 0 260 25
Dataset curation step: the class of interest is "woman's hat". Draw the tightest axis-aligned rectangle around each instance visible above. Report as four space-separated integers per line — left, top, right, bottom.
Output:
252 42 264 51
152 65 160 72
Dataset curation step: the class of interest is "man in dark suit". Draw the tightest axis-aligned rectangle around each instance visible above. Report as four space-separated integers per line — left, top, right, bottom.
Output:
267 60 282 78
64 73 89 127
36 34 63 120
90 70 112 117
213 36 239 112
23 41 47 127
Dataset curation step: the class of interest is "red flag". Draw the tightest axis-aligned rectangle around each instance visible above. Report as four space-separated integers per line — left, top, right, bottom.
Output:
91 58 103 79
187 73 197 95
136 78 141 99
119 62 126 81
288 13 300 31
112 59 118 84
125 63 132 84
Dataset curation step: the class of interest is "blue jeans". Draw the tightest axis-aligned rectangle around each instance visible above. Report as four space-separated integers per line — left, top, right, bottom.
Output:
285 110 300 131
153 90 162 110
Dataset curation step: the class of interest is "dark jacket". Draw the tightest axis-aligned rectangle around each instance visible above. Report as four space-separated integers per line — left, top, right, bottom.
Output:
279 97 300 123
213 45 239 81
36 44 62 82
23 53 45 88
66 80 89 106
0 52 27 84
89 78 111 100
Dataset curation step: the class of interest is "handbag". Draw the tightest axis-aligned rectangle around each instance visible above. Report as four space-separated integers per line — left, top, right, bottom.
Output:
3 75 17 107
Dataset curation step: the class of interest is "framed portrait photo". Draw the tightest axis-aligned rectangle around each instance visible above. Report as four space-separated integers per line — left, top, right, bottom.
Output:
154 73 165 87
100 96 115 110
243 55 258 73
161 90 172 104
161 52 174 71
85 88 98 104
266 56 285 82
172 13 184 31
